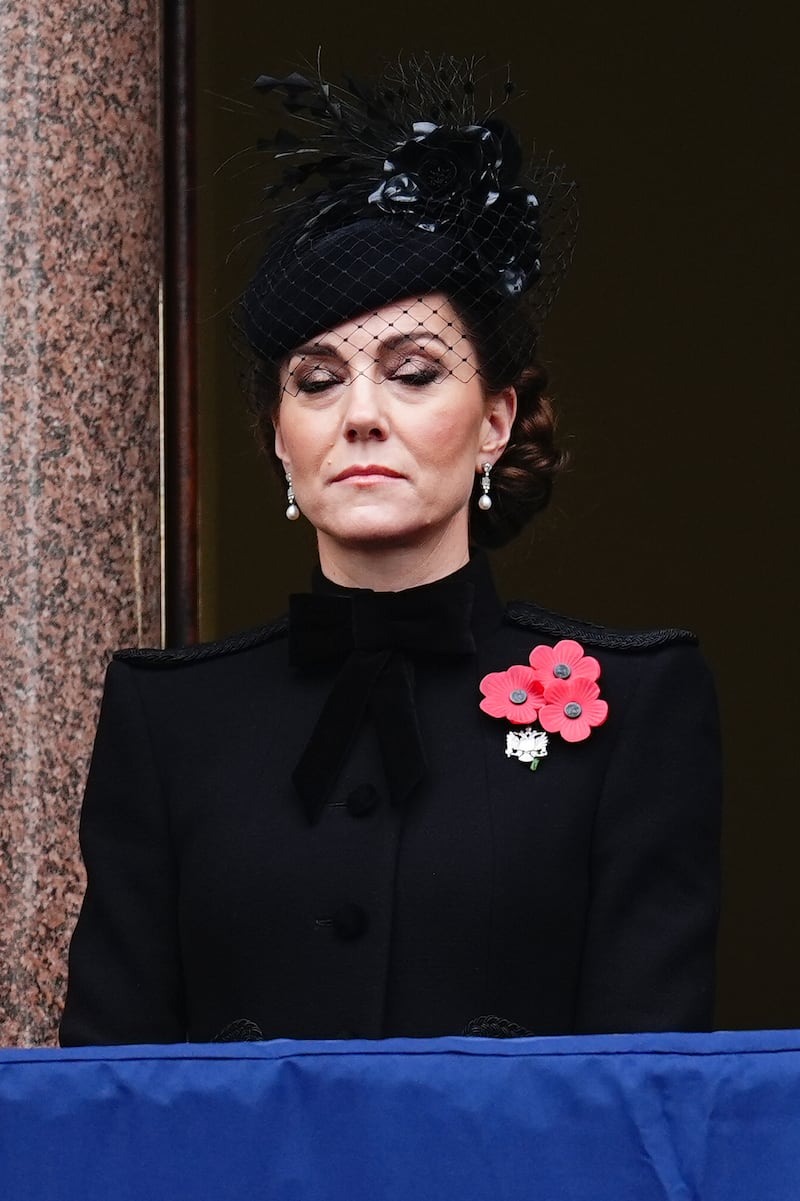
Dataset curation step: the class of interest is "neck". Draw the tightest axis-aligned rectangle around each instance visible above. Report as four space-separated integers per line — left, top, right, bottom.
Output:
316 526 471 592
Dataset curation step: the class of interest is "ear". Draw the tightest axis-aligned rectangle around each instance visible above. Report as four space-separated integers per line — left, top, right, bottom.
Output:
273 413 289 469
477 387 517 467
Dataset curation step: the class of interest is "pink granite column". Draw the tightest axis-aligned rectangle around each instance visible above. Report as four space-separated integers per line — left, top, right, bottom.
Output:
0 1 162 1045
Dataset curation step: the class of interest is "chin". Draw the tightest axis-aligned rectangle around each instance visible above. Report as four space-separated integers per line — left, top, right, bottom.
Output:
312 501 412 540
312 497 470 555
330 522 426 549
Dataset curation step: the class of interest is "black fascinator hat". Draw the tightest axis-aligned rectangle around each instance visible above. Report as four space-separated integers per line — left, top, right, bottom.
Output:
237 55 578 368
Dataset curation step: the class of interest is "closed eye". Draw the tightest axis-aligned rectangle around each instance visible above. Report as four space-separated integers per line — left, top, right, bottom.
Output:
392 366 441 387
292 370 342 395
390 353 444 387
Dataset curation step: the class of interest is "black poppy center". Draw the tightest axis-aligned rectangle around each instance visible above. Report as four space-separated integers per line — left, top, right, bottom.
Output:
553 663 571 679
564 702 582 719
509 688 528 705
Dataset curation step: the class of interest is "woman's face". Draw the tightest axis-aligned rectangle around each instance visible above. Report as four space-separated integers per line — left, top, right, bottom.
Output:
274 294 515 563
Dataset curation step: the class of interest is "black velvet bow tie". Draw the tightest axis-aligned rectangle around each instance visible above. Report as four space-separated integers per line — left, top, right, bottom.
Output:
289 577 476 824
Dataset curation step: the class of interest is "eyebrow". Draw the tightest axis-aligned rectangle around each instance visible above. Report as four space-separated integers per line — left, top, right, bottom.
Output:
287 328 454 363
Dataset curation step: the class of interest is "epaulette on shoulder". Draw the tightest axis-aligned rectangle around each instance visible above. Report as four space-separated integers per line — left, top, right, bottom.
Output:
504 601 698 651
113 616 288 667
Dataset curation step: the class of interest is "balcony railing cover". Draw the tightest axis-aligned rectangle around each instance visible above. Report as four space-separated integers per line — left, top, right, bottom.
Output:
1 1030 798 1200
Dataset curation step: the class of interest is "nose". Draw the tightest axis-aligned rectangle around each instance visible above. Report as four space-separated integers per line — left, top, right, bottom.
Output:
341 374 388 443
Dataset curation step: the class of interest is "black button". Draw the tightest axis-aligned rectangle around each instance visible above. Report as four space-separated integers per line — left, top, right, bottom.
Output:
346 784 379 818
330 903 369 941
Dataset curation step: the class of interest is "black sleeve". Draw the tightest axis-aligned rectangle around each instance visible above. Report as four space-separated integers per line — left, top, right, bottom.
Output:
60 660 186 1045
573 644 723 1034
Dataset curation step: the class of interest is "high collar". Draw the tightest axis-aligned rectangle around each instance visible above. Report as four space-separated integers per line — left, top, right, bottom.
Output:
310 548 503 644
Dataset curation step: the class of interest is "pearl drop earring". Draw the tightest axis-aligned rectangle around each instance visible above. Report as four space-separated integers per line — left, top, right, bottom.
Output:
285 470 300 521
478 462 493 511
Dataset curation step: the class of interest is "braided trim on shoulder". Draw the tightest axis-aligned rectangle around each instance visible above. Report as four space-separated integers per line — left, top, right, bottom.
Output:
113 616 289 666
504 601 697 650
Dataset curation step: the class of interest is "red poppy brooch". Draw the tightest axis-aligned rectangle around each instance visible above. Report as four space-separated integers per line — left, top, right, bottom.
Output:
479 639 609 770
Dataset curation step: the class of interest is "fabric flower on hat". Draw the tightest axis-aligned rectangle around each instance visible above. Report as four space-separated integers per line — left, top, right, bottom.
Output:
479 665 545 725
367 118 542 297
538 677 608 743
369 121 505 212
528 638 600 689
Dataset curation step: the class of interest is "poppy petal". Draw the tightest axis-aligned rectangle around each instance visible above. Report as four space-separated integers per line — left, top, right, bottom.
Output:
552 639 584 667
542 678 571 705
586 699 609 726
560 717 591 742
571 677 600 703
480 695 512 718
573 654 601 681
506 664 539 690
528 644 555 671
538 703 564 733
507 698 541 725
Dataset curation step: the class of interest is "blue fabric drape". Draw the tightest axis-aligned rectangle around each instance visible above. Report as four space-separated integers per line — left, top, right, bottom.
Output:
1 1031 798 1200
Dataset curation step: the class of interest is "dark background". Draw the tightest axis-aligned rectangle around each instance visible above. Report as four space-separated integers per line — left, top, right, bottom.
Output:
192 2 798 1030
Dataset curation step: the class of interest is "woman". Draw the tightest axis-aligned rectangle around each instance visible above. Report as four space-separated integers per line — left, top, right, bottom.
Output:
60 59 721 1046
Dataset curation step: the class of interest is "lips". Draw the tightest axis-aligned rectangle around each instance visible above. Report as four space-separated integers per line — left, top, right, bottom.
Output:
332 465 404 482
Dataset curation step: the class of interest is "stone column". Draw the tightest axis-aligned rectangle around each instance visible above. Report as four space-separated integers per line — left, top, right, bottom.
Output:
0 0 162 1045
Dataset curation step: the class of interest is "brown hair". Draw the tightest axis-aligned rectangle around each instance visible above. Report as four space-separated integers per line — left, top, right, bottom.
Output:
451 293 567 548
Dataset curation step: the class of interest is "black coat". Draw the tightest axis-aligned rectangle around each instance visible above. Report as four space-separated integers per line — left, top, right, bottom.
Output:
60 555 721 1045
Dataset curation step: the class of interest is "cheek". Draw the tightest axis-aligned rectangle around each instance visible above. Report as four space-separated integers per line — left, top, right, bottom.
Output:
277 411 335 475
416 405 483 469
